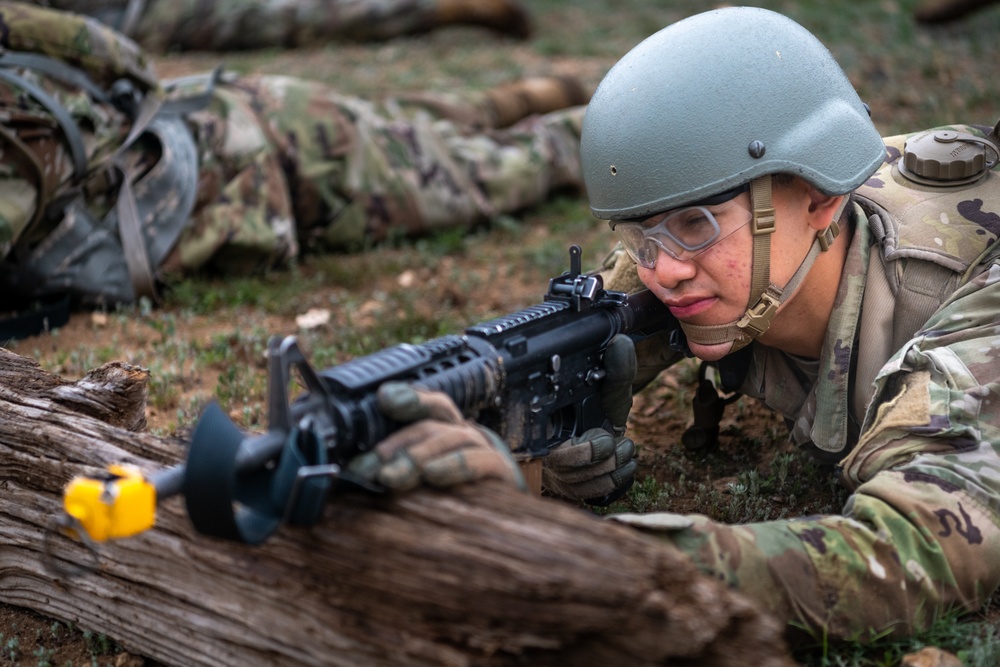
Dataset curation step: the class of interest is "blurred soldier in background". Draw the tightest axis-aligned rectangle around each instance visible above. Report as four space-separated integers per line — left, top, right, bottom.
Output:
914 0 1000 22
30 0 532 51
0 1 586 328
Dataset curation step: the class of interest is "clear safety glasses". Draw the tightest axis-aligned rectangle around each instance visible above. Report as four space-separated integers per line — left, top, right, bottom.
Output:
611 197 753 270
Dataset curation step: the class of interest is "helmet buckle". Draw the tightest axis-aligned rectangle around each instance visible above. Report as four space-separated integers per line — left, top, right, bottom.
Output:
736 292 780 336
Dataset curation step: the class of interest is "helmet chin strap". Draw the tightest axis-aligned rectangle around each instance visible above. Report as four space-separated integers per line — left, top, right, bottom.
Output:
680 175 846 354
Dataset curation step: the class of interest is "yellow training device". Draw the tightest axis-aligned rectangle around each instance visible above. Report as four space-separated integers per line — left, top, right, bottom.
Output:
62 464 157 542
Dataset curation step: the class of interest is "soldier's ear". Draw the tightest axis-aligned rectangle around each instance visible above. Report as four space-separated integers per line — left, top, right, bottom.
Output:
805 188 845 231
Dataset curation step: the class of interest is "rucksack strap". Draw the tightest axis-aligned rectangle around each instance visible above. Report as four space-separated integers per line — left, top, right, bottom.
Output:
0 51 112 106
853 231 960 421
0 66 88 181
112 159 157 300
892 261 958 351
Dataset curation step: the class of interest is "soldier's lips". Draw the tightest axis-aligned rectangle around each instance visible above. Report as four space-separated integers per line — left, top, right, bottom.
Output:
664 297 716 319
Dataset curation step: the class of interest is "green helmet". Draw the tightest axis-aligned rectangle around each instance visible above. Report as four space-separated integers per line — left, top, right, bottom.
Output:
581 6 886 220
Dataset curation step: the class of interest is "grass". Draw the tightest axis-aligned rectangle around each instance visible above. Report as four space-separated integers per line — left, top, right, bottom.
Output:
0 618 122 667
795 601 1000 667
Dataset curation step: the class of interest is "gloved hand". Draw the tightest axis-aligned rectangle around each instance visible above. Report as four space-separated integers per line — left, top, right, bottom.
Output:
348 382 526 493
542 428 638 504
542 334 639 504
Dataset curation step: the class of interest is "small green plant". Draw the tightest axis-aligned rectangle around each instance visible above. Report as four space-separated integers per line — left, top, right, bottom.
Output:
595 476 675 515
3 634 20 662
33 644 54 666
794 601 1000 667
81 630 115 657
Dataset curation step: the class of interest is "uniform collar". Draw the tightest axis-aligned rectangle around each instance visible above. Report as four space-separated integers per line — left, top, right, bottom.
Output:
805 201 871 456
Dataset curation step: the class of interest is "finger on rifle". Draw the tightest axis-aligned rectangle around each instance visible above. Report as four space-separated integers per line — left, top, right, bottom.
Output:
370 422 518 490
377 453 421 491
376 382 463 424
546 428 618 469
423 447 522 488
349 414 473 487
543 456 638 498
549 450 627 483
558 459 638 500
413 387 465 423
371 419 468 460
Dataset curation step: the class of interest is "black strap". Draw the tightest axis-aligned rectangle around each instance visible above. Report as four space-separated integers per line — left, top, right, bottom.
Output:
0 52 112 105
0 294 70 341
0 67 88 181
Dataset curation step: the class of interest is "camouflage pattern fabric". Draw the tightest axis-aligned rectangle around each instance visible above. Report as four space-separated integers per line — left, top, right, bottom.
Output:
161 73 585 275
0 1 155 87
38 0 524 52
0 2 586 287
0 1 149 262
612 127 1000 641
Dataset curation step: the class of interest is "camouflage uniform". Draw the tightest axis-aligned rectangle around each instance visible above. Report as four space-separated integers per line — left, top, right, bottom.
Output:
160 72 585 274
0 2 155 269
0 2 585 303
35 0 531 51
914 0 1000 23
611 124 1000 641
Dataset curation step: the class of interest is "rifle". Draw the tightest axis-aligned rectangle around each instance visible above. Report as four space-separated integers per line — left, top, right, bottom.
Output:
58 245 677 547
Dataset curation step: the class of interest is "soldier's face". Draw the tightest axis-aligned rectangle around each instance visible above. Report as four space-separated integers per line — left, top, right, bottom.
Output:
635 192 755 360
635 183 824 361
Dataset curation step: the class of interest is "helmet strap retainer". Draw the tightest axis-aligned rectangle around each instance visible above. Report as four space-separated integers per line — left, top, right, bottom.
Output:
742 175 779 336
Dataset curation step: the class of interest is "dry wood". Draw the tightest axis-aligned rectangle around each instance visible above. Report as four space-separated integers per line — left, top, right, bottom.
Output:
0 347 797 666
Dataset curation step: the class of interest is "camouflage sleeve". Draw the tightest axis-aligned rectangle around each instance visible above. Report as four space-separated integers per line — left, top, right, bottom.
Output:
0 1 157 90
167 74 586 273
130 0 438 52
613 258 1000 641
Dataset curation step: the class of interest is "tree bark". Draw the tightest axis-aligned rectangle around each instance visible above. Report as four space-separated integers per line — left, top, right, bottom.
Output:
0 348 797 666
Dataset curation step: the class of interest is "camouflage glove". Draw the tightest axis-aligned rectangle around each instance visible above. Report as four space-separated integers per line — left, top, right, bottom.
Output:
348 382 526 492
542 428 638 504
542 334 639 504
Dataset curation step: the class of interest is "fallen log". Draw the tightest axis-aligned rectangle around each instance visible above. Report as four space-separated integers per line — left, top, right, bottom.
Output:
0 347 796 666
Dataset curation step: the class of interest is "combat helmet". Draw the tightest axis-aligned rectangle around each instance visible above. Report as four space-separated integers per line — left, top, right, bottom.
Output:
581 7 887 352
